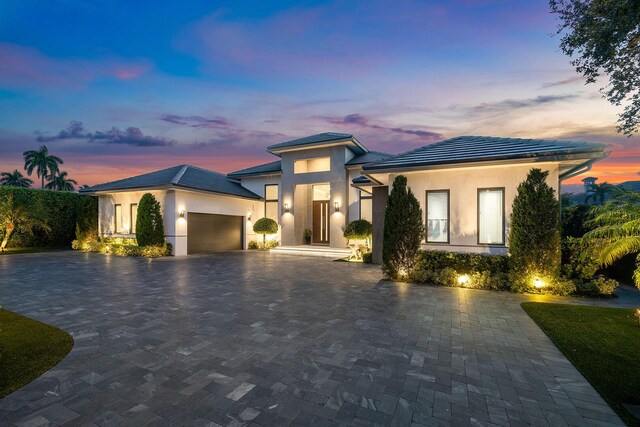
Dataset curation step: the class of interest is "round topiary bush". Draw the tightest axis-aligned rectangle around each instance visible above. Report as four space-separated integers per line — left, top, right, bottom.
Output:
343 219 372 243
136 193 165 247
253 217 278 247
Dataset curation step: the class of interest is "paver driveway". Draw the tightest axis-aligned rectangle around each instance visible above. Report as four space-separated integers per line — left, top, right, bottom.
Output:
0 251 623 426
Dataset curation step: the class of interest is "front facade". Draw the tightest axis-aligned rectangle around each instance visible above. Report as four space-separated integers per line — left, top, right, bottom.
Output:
82 133 607 259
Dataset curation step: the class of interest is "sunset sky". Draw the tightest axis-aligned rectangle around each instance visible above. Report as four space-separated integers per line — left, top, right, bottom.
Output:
0 0 637 193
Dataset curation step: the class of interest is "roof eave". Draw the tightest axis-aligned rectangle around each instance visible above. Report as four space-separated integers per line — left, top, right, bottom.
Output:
267 137 368 156
81 183 261 200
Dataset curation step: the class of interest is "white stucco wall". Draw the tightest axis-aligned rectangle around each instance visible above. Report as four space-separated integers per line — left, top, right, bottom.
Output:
98 188 263 256
393 163 560 254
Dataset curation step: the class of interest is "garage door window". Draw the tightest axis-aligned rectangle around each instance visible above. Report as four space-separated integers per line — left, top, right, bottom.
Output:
265 184 279 222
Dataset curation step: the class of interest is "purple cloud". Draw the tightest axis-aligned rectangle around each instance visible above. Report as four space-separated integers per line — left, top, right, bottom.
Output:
160 114 230 129
329 113 443 142
35 121 174 147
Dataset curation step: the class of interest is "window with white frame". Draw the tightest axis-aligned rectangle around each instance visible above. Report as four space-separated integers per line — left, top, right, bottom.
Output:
359 191 372 222
130 203 138 234
426 190 449 243
478 188 504 245
114 204 122 233
264 184 279 222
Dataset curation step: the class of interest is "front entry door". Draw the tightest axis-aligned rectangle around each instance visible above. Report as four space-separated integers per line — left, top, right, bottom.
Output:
312 200 330 244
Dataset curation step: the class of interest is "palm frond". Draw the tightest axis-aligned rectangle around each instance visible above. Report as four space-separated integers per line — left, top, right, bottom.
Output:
599 236 640 266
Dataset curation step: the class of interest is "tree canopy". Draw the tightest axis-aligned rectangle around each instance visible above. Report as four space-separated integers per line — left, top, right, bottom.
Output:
550 0 640 134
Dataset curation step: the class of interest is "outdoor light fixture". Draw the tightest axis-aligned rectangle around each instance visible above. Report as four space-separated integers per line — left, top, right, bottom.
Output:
533 278 545 288
247 210 252 221
457 274 470 286
179 210 186 219
284 203 290 213
334 201 340 212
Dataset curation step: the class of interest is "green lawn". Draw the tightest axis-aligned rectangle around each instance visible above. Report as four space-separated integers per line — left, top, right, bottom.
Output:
0 309 73 397
522 302 640 426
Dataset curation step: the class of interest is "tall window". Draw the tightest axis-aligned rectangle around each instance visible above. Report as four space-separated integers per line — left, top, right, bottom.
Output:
264 184 279 222
478 188 504 245
130 203 138 234
114 204 122 234
426 190 449 243
359 191 372 222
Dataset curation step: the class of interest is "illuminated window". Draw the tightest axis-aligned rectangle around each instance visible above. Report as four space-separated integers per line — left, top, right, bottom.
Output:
359 191 372 222
478 188 504 245
265 184 279 222
313 184 330 201
426 190 449 243
130 203 138 234
114 204 122 234
294 157 330 174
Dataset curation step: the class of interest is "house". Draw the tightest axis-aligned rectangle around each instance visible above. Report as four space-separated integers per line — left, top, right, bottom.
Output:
80 133 608 261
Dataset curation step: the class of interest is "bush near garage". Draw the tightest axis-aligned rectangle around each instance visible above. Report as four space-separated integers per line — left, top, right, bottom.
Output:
0 186 96 248
72 237 171 257
136 193 165 247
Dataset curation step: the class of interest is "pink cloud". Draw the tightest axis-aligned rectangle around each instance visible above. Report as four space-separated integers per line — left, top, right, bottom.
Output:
0 43 152 89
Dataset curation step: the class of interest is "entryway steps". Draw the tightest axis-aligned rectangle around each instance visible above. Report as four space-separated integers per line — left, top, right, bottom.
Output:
270 245 351 258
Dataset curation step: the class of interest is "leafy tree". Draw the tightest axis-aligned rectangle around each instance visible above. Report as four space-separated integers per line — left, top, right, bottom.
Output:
23 145 63 189
550 0 640 134
45 171 77 191
583 189 640 288
253 217 278 248
0 192 50 251
584 182 613 205
562 203 593 237
344 219 373 248
0 170 33 187
509 169 561 290
135 193 165 246
382 175 424 280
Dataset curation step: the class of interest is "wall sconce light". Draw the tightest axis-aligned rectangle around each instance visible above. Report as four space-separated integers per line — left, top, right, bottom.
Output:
247 210 252 221
179 210 186 219
284 203 290 213
334 201 340 212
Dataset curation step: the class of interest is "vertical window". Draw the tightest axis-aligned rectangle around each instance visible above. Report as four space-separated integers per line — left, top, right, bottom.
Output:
426 190 449 243
130 203 138 234
359 191 372 222
478 188 504 245
264 184 279 222
114 204 122 234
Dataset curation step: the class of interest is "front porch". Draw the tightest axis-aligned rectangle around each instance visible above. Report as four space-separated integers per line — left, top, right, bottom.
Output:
270 245 351 258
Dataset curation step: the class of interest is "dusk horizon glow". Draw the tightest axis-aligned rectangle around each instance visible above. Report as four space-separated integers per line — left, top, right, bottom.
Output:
1 0 637 193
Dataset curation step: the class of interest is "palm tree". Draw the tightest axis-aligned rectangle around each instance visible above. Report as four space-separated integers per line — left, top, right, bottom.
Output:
23 145 63 189
583 190 640 288
0 193 50 251
584 182 613 205
45 171 77 191
0 170 33 187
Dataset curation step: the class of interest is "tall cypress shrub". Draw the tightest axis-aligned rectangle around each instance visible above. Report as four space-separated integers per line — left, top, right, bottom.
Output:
382 175 425 280
136 193 165 246
509 168 561 291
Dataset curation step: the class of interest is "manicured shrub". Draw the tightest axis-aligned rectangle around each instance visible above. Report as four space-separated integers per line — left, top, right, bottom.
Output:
136 193 165 247
72 238 171 257
362 251 373 263
408 250 511 290
508 168 561 293
75 195 98 242
382 175 424 280
562 237 600 280
253 217 278 247
248 240 259 250
344 220 373 246
0 186 93 248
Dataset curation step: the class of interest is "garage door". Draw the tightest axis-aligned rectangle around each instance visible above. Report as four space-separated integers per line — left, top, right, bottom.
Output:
187 213 243 254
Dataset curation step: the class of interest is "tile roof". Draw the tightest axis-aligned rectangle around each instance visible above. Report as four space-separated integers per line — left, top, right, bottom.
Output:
227 160 282 178
346 150 392 166
80 165 261 199
266 132 366 154
363 136 607 171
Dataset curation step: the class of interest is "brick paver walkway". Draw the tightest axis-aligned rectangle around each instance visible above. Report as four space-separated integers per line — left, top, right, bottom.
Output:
0 251 627 426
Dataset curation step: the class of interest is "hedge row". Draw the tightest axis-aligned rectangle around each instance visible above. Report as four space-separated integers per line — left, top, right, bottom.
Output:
0 187 97 248
72 238 171 257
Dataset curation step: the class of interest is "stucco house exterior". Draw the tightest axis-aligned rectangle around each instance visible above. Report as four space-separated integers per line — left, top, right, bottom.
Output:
80 132 607 261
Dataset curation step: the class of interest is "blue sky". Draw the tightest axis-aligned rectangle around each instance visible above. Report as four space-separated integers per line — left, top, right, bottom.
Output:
0 0 637 189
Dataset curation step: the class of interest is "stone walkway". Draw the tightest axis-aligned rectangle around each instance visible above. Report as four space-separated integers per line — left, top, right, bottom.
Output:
0 251 631 426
